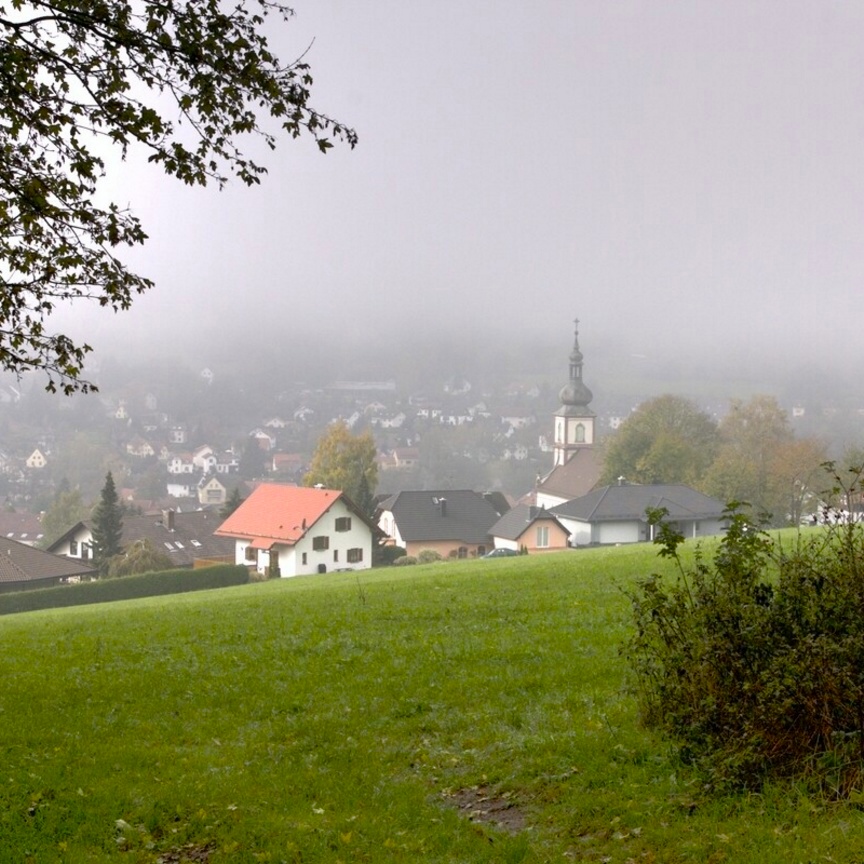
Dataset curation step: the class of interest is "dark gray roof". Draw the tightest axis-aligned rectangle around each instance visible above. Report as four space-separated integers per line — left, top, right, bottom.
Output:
120 511 235 566
0 538 96 586
489 504 569 541
0 511 45 545
380 490 501 544
48 510 235 568
550 484 726 523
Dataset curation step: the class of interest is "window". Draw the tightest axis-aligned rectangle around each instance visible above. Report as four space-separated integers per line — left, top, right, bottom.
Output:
333 549 339 563
313 535 329 551
244 545 257 562
347 548 363 563
536 526 549 548
335 516 352 532
302 552 307 565
458 546 468 559
69 540 78 556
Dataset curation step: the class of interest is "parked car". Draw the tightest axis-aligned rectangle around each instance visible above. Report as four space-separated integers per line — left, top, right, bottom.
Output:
482 548 519 559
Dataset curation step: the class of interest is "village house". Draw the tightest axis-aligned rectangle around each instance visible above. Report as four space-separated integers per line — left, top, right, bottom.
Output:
48 509 234 568
377 489 504 559
216 483 374 577
25 448 48 470
550 482 727 546
0 538 96 592
197 473 228 506
488 504 570 553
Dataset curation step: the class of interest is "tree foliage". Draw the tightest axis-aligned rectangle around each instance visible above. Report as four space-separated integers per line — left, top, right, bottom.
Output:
90 470 123 569
703 395 797 524
0 0 355 393
238 437 267 480
304 420 377 516
220 486 244 519
39 480 89 547
601 395 719 487
626 471 864 794
105 537 174 578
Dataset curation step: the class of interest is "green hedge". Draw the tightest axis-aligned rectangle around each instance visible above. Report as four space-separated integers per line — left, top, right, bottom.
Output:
0 565 250 616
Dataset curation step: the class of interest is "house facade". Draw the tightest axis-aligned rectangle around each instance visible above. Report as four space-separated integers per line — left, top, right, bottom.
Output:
215 484 373 577
197 474 227 506
488 504 570 553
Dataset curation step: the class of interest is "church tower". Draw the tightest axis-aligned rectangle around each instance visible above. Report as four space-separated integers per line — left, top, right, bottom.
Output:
552 318 595 467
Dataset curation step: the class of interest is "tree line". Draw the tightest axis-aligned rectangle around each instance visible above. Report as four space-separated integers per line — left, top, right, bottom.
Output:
600 394 832 526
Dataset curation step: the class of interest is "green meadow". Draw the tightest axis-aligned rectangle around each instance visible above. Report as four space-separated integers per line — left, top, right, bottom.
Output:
2 543 863 863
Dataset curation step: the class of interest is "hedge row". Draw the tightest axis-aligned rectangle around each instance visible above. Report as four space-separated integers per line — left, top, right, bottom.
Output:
0 565 250 616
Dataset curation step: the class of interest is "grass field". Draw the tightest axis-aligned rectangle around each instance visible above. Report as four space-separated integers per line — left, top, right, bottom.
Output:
1 542 863 863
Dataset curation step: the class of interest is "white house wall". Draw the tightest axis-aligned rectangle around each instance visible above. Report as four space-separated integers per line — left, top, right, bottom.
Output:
55 525 95 560
557 517 591 547
377 510 406 548
558 515 726 548
596 521 643 545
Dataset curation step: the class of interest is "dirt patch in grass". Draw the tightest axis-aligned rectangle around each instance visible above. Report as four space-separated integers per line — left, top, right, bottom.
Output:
156 843 215 863
445 785 527 834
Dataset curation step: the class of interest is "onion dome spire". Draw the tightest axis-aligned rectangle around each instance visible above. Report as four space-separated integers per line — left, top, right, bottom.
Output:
558 318 593 409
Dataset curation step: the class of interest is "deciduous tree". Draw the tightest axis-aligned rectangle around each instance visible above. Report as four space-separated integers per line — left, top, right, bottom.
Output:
0 1 355 393
703 395 794 524
601 395 719 487
106 538 174 578
39 480 90 548
305 421 377 516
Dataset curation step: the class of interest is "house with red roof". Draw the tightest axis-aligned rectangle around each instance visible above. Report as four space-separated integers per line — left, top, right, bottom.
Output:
215 483 374 578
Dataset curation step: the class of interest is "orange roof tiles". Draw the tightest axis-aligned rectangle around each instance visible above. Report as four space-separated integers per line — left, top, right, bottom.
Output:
215 483 342 547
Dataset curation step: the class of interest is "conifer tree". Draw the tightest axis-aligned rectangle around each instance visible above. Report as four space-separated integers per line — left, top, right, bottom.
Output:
91 471 124 571
220 487 245 520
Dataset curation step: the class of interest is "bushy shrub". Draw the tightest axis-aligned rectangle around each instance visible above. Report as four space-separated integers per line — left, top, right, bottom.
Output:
417 549 443 564
625 481 864 795
375 545 407 566
392 555 418 567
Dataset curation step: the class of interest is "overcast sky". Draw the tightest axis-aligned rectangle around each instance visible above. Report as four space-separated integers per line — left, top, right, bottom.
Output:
67 1 864 389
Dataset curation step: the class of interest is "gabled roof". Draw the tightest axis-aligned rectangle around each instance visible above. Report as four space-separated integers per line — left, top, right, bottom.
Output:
537 448 603 500
47 510 235 568
121 511 235 566
550 483 726 523
379 490 501 544
489 504 569 541
215 484 366 547
0 538 96 586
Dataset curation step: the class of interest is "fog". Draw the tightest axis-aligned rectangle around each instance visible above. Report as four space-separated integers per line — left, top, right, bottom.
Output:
54 1 864 400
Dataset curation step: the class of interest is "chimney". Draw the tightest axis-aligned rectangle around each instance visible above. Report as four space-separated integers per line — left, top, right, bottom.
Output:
163 509 176 531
